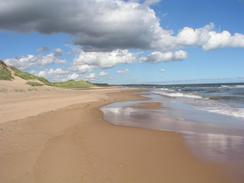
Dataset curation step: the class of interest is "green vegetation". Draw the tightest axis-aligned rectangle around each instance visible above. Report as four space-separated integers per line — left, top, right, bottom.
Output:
26 81 44 87
28 88 38 91
0 61 14 80
52 80 94 89
11 67 51 85
14 89 24 92
37 77 50 85
0 61 96 89
11 67 36 80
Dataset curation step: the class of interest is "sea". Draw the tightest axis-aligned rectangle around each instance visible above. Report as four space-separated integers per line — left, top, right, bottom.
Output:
150 82 244 119
101 83 244 172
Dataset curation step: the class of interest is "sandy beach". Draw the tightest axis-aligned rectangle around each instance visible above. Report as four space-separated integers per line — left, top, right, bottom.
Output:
0 88 235 183
1 0 243 182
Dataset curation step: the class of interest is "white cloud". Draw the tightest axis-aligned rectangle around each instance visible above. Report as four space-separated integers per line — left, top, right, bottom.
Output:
85 73 96 80
37 68 97 82
0 0 243 56
160 68 166 72
142 50 187 63
37 71 46 77
174 50 188 60
67 73 79 80
177 23 244 50
117 68 129 74
54 48 63 57
144 0 160 6
74 49 136 68
73 64 94 73
46 68 67 75
37 46 49 53
177 26 202 45
99 71 108 77
37 68 68 78
203 31 244 50
0 0 165 51
1 0 244 83
72 48 187 72
4 52 65 70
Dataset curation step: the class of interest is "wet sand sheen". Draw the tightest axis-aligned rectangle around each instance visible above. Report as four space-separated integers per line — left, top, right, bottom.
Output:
0 89 236 183
135 102 162 110
102 93 244 182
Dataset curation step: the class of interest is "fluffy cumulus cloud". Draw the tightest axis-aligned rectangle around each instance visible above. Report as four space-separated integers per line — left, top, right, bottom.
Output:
144 0 161 6
1 0 244 82
1 0 243 52
85 73 96 80
73 48 187 70
4 53 65 70
36 65 98 81
202 31 244 50
37 46 49 53
142 50 187 63
67 73 79 80
74 49 136 68
54 48 63 57
36 68 83 81
176 23 244 50
72 64 94 74
99 71 108 77
117 68 129 74
0 0 161 51
160 68 166 72
37 68 68 77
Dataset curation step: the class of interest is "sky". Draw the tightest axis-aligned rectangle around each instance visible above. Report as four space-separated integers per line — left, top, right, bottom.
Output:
0 0 244 84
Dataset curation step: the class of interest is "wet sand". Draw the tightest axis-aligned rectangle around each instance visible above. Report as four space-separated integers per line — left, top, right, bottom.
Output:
135 102 161 110
0 88 235 183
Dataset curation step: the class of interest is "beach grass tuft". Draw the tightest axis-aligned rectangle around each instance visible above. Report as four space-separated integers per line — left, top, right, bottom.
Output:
52 80 94 89
26 81 44 87
0 61 14 80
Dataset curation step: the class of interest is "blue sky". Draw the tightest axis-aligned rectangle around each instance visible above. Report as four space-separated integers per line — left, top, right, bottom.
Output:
0 0 244 84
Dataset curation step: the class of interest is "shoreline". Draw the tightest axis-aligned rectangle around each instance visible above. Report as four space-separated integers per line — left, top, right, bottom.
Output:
0 88 234 183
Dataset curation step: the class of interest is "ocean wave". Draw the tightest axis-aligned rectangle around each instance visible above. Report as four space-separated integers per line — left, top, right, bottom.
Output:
200 106 244 119
208 95 243 101
234 85 244 88
153 90 203 99
220 85 244 89
159 88 175 92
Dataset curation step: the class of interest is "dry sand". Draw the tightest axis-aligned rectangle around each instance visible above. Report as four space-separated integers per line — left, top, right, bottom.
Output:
0 87 236 183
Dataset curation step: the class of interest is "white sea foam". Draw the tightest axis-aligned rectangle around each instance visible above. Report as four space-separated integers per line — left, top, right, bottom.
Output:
153 89 203 99
221 84 244 89
234 85 244 88
200 106 244 119
160 88 175 92
220 85 232 88
153 88 244 119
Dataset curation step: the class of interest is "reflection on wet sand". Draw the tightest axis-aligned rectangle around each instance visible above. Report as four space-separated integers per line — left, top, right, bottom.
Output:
184 132 244 164
101 97 244 170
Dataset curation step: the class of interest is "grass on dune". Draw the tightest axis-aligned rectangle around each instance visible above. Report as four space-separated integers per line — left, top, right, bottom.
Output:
0 61 14 80
0 67 13 80
52 80 94 89
1 60 96 89
26 81 44 87
11 67 36 80
11 67 51 85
